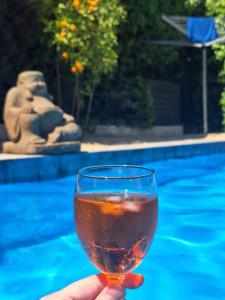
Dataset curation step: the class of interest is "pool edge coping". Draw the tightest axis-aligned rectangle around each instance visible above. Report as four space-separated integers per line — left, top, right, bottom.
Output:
1 140 225 183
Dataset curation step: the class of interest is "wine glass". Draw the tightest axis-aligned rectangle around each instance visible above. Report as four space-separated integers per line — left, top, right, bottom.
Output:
74 165 158 282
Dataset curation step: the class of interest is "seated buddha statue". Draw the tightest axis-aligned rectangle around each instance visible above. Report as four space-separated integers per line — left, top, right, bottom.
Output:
3 71 81 149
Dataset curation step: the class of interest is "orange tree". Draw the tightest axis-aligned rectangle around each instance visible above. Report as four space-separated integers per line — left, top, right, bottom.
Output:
47 0 126 128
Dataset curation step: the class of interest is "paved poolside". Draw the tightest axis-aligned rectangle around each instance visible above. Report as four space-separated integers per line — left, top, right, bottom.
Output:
81 133 225 152
0 133 225 160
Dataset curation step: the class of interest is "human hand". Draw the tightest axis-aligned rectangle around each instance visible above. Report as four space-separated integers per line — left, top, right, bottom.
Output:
40 273 144 300
22 105 34 114
63 112 75 123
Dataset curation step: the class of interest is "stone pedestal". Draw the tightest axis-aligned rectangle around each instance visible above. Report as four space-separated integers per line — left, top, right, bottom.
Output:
3 141 80 155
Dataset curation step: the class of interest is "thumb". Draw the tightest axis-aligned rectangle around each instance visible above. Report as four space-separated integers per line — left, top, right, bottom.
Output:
95 286 125 300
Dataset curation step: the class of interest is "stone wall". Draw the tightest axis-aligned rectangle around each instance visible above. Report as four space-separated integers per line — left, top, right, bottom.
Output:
95 125 183 138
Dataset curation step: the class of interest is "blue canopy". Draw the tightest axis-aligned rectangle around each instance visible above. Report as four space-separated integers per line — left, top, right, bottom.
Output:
187 17 217 43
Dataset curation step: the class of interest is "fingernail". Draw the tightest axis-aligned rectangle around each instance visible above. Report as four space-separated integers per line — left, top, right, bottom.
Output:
105 287 125 297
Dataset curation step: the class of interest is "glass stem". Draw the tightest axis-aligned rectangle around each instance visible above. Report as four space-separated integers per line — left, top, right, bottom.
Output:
106 273 126 285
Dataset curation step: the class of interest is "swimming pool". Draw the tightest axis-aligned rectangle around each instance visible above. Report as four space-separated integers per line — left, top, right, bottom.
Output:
1 153 225 300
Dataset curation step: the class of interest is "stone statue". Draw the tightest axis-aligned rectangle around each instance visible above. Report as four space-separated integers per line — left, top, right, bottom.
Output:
3 71 81 154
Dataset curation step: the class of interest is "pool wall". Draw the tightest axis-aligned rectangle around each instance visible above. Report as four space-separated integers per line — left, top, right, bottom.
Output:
1 141 225 183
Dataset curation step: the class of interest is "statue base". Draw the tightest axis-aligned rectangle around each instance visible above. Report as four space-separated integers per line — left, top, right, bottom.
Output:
3 141 81 155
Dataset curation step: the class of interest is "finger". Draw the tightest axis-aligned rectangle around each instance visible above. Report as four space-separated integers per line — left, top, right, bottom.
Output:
40 275 105 300
40 291 62 300
95 286 125 300
62 275 106 300
40 273 144 300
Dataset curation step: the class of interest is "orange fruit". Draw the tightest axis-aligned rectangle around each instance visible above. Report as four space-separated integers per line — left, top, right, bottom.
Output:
75 61 84 72
71 66 77 73
70 24 77 32
60 20 67 28
62 52 69 60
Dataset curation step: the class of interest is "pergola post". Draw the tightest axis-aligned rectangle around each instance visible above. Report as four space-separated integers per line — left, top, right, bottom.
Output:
202 46 208 134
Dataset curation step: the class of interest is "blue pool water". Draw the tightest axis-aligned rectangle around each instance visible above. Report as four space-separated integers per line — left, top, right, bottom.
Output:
1 153 225 300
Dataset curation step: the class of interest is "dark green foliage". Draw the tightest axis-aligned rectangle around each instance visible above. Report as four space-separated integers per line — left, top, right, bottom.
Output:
93 0 188 128
0 0 57 121
118 0 186 76
0 0 222 131
92 76 153 128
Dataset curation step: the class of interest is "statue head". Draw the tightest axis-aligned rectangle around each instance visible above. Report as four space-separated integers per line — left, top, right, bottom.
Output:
17 71 48 96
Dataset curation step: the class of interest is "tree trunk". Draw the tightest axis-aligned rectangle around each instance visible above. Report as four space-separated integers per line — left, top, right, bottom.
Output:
72 75 80 122
56 54 62 107
72 78 76 117
84 86 95 130
76 75 80 123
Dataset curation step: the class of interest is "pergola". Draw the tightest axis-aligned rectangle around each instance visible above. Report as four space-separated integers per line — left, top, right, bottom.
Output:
147 15 225 134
